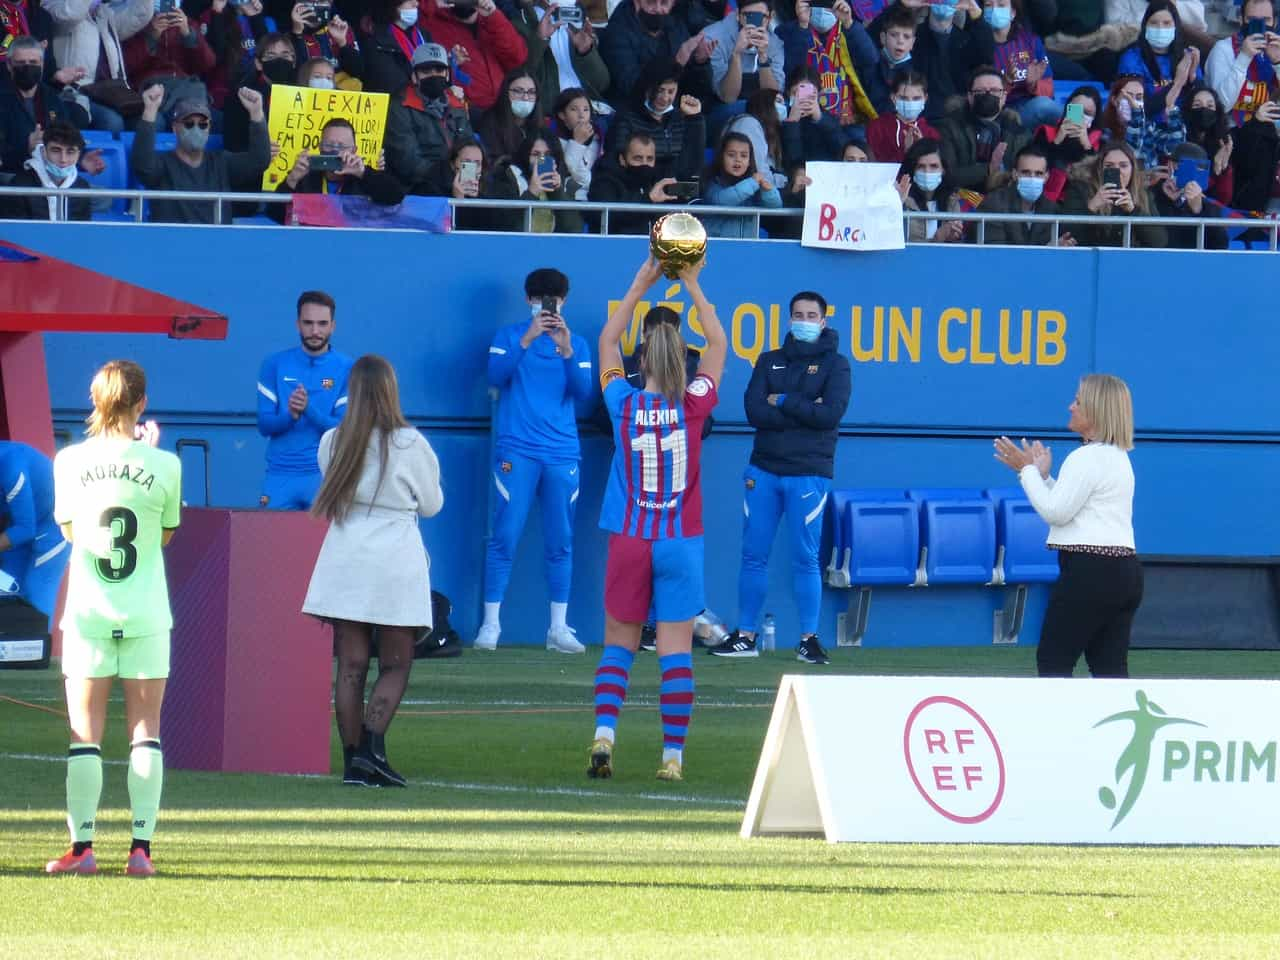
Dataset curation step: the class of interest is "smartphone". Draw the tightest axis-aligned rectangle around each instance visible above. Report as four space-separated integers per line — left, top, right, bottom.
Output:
809 0 835 7
667 180 699 201
535 155 555 179
796 81 817 102
1102 167 1121 189
451 0 478 14
540 295 559 317
1175 157 1210 191
551 4 584 27
309 153 342 172
1247 17 1268 36
744 10 766 26
460 159 480 185
305 1 333 25
153 0 178 13
1064 103 1084 125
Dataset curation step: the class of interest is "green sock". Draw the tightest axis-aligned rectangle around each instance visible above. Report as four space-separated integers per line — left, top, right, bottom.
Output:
66 744 103 844
127 739 164 842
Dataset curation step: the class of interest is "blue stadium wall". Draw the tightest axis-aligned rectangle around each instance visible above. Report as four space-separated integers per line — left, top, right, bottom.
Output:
15 222 1280 649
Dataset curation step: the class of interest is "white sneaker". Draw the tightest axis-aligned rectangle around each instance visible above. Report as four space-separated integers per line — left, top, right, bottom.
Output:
546 624 585 654
473 623 500 651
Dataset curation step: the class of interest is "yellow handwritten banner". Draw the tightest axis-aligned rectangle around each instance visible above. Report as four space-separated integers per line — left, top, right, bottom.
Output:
262 85 390 190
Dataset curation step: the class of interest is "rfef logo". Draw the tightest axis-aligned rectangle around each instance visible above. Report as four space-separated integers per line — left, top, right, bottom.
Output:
903 696 1006 824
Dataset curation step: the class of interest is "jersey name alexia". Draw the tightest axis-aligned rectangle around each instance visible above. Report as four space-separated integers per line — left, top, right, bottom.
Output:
633 407 681 427
75 461 159 492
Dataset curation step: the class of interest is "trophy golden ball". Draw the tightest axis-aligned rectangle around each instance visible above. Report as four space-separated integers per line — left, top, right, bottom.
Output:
650 213 708 278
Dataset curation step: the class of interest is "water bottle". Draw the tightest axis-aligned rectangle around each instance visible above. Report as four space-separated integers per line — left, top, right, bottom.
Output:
694 609 729 645
761 613 776 652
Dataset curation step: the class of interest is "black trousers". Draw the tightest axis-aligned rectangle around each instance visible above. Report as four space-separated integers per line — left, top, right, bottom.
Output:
1036 550 1144 678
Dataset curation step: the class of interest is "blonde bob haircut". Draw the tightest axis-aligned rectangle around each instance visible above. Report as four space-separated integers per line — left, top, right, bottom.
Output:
1078 373 1133 450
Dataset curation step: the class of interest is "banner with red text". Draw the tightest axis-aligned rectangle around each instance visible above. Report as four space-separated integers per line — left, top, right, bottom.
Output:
801 161 905 252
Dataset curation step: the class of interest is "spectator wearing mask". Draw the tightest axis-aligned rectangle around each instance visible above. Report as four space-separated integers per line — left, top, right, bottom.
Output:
513 0 610 114
298 54 335 86
199 0 277 110
598 0 716 111
894 135 967 241
386 42 474 192
865 4 918 113
1061 141 1167 246
1116 0 1201 115
122 6 217 95
705 0 783 121
361 0 429 95
724 86 791 187
44 0 152 133
477 67 542 159
0 35 90 175
285 1 362 87
274 116 405 212
1182 83 1231 203
489 130 584 231
975 141 1071 244
780 65 848 166
605 58 706 181
701 131 781 236
0 121 93 221
1226 99 1280 215
587 130 680 234
224 30 292 151
1033 84 1100 174
257 290 353 511
1150 140 1226 248
553 86 601 198
476 268 592 654
865 69 938 164
131 86 271 223
909 0 994 123
1205 0 1280 125
936 63 1028 190
1098 71 1187 171
420 0 528 112
983 0 1058 129
778 0 879 129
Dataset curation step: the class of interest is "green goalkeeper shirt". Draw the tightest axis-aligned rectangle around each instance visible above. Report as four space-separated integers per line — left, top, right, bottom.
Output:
53 437 182 639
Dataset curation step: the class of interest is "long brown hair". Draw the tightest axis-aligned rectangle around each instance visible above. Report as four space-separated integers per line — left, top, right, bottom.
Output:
311 355 410 522
640 319 688 407
1085 142 1154 215
86 360 146 437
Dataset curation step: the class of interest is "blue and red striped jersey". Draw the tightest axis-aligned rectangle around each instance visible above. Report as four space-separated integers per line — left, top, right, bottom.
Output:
598 374 718 539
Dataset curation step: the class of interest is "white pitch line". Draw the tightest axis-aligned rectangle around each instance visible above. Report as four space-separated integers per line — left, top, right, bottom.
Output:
0 752 744 808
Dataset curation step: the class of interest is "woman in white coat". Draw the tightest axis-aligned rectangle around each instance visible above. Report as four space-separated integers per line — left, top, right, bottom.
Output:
43 0 154 132
304 355 443 787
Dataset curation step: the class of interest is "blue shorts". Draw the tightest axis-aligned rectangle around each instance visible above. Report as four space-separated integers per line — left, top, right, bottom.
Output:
605 534 704 624
260 471 322 511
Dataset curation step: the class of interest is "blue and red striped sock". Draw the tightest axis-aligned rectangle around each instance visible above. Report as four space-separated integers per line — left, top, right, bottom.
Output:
659 652 695 763
593 646 634 742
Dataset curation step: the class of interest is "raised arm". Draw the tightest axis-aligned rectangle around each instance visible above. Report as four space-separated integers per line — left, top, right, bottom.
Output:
679 258 726 386
599 256 664 376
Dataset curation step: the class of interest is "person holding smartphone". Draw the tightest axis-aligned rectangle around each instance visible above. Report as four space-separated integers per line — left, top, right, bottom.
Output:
122 4 215 95
489 131 585 232
1151 141 1228 249
476 268 593 654
779 65 848 167
272 116 406 218
511 0 610 116
704 0 784 110
1061 142 1167 248
1206 0 1280 125
775 0 879 127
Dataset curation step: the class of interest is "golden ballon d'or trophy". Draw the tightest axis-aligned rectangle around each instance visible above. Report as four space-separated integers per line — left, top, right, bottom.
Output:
650 212 708 279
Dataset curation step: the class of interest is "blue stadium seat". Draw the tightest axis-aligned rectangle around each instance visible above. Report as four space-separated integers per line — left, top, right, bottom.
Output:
80 139 131 217
846 497 920 586
823 489 914 587
911 489 996 584
985 488 1058 584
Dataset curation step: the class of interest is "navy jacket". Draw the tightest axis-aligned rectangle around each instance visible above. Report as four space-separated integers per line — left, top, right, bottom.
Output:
744 328 851 478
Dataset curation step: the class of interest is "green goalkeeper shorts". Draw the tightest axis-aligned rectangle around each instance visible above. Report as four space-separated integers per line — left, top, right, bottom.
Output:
61 628 171 680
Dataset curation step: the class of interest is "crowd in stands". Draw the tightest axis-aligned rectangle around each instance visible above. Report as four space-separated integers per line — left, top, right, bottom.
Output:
0 0 1277 245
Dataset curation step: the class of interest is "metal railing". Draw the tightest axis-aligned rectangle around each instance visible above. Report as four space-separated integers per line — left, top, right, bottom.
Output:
0 185 1274 250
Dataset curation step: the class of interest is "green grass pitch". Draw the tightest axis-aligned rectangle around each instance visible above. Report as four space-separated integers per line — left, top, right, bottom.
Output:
3 646 1280 959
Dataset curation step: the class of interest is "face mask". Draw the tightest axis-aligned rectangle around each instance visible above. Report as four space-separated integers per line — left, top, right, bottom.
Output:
45 159 78 181
775 100 789 121
913 169 942 192
791 320 822 343
645 99 675 116
398 7 418 26
896 98 925 121
1188 106 1216 130
972 92 1001 119
10 64 40 91
1145 25 1176 49
1016 175 1045 202
419 75 450 101
511 98 535 118
886 51 911 67
809 8 838 32
638 10 664 29
930 3 956 19
178 124 210 152
262 59 294 84
310 77 335 89
983 5 1012 29
530 302 550 319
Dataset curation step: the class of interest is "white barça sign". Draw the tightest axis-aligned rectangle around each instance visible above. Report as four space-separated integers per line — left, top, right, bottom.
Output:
801 162 905 252
741 676 1280 844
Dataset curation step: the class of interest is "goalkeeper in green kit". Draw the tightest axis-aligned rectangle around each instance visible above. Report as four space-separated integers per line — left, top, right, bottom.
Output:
46 361 181 878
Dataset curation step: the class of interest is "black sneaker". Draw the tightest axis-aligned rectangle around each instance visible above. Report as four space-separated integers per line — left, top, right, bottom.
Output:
352 733 407 788
639 623 657 652
417 628 463 659
708 631 759 658
343 764 377 787
796 635 830 665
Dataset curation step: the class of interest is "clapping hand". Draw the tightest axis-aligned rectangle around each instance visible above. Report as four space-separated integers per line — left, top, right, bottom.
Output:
134 420 161 447
287 384 308 419
993 436 1046 474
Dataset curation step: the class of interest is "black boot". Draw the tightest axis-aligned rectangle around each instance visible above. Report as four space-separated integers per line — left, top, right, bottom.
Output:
342 744 372 786
352 728 406 787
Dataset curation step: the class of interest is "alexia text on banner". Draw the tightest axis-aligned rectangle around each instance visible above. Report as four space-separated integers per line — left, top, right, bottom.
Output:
263 85 390 190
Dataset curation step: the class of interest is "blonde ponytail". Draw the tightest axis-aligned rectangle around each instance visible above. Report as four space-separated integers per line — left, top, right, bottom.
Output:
86 360 147 438
641 323 687 407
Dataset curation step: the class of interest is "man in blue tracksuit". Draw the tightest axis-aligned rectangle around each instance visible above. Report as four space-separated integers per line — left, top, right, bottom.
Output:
709 290 851 665
256 290 353 509
0 441 69 622
476 268 594 654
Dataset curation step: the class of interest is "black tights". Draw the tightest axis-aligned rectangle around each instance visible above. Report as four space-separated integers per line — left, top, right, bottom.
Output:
333 620 416 747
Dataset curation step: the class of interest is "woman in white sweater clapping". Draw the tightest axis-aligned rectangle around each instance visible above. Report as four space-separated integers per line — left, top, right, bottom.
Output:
994 374 1142 679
